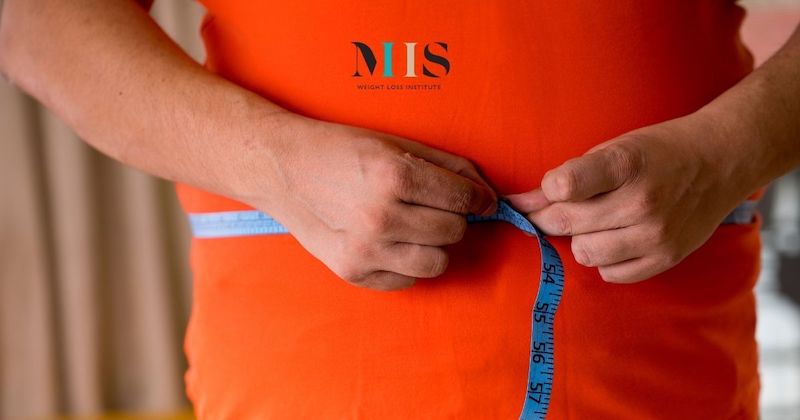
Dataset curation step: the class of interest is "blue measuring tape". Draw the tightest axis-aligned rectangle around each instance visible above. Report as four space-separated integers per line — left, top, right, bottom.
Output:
187 199 756 419
465 201 563 419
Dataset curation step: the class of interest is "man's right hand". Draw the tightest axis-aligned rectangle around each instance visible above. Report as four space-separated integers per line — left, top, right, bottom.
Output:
255 115 498 291
0 0 496 291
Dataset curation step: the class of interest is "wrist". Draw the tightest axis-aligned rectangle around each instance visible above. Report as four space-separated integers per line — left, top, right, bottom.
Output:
222 99 312 213
684 108 762 205
695 55 800 198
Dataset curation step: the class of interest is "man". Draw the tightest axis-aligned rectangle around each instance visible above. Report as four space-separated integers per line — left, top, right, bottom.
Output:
1 0 798 418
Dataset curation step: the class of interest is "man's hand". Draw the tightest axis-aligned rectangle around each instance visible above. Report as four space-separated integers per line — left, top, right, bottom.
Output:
506 113 754 283
508 24 800 284
0 0 496 293
261 116 498 291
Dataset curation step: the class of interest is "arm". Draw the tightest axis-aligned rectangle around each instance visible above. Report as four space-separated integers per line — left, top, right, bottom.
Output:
507 24 800 282
701 24 800 188
0 0 293 210
0 0 497 291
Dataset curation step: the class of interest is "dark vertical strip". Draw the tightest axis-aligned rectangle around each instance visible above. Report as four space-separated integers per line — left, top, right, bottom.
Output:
157 181 191 405
24 99 68 413
91 149 115 409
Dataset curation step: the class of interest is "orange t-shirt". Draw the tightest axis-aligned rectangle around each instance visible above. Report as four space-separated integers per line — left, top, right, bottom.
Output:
178 1 761 418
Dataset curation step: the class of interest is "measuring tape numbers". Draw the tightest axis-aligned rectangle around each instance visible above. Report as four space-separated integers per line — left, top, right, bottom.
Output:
187 199 757 419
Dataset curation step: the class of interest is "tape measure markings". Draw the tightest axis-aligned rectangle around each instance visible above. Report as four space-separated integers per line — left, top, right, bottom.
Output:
465 201 564 419
186 199 757 419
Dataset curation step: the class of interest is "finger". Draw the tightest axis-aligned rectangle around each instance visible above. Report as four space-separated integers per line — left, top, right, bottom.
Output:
504 189 550 213
570 226 649 267
528 192 636 236
541 143 641 202
296 222 418 292
395 138 498 199
391 152 497 216
357 270 417 291
383 203 467 246
378 242 450 279
597 254 673 284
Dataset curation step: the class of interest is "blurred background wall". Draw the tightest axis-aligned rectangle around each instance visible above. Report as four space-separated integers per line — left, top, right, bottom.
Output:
0 0 798 419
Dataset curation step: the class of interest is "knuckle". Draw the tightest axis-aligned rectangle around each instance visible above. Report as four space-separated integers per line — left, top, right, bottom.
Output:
332 239 374 283
546 206 573 235
444 217 468 243
659 248 683 269
425 249 449 277
649 222 670 244
606 141 644 181
449 183 475 213
571 237 594 266
351 239 375 260
355 272 383 290
371 272 416 292
363 207 394 237
631 195 651 218
369 154 395 179
382 156 415 196
332 259 363 284
545 168 578 201
637 189 661 214
356 272 388 290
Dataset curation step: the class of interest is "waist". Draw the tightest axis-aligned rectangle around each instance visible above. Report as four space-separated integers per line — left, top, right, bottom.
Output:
183 208 762 419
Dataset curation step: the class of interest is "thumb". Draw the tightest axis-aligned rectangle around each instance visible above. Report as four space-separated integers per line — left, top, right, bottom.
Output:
541 142 640 202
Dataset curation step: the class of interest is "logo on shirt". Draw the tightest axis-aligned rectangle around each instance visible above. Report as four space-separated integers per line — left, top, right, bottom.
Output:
351 41 449 91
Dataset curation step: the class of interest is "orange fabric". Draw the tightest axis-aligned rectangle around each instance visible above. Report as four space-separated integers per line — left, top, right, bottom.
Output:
178 1 761 418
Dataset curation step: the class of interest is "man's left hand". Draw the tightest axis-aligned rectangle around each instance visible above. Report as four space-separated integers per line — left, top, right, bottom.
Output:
506 113 752 283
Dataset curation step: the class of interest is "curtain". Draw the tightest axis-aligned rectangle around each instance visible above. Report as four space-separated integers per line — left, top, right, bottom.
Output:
0 1 205 417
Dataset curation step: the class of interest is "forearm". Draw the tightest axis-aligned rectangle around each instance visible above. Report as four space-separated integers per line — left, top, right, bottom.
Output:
698 24 800 198
0 0 300 211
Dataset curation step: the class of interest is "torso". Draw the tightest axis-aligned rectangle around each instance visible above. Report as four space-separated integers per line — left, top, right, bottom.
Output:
178 1 760 418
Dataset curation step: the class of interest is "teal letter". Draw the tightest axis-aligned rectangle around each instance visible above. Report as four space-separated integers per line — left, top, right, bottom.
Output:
383 42 394 77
